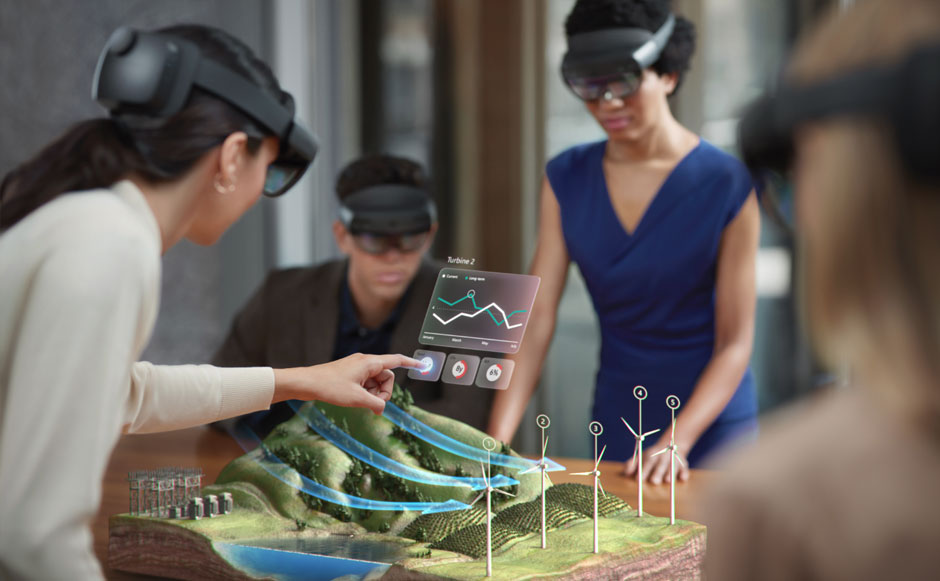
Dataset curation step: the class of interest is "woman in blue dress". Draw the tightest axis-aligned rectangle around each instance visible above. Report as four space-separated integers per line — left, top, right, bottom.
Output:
488 0 760 482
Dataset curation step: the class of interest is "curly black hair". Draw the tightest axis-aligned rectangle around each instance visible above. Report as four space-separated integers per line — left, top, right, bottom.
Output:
335 154 428 201
564 0 696 91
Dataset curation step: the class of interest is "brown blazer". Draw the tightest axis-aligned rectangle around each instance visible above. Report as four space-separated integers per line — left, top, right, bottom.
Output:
212 258 494 430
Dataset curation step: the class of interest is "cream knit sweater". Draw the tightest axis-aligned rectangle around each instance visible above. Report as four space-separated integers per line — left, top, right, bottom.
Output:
0 181 275 579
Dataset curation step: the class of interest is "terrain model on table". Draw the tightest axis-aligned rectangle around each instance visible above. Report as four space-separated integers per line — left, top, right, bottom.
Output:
109 385 706 580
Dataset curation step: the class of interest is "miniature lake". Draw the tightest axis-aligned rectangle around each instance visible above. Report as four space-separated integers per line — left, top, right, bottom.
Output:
216 536 407 581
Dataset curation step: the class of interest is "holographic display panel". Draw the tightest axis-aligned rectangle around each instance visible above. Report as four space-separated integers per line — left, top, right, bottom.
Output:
419 268 540 354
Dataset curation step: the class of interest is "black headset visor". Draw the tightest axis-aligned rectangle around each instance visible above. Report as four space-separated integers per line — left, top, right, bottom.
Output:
338 185 437 236
561 14 676 101
92 28 318 197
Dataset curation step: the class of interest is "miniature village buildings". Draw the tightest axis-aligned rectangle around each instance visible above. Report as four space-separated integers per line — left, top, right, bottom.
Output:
127 467 233 520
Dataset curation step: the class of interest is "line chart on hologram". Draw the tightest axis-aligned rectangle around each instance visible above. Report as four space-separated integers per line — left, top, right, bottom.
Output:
432 293 528 329
418 268 540 354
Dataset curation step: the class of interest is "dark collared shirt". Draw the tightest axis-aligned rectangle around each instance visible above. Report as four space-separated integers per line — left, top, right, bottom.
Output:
331 272 410 360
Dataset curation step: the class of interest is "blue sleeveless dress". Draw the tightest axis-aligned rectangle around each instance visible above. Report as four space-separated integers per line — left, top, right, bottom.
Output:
546 139 758 466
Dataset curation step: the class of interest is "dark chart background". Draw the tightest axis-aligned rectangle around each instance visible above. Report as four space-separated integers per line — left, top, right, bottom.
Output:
419 268 540 353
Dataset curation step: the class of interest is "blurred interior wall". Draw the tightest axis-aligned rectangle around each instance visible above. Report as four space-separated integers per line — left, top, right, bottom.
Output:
268 0 362 271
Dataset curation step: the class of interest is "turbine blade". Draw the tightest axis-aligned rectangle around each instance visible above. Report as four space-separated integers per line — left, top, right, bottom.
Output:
542 435 549 458
518 464 541 475
675 452 686 467
596 445 607 467
571 471 593 476
630 441 638 466
469 491 486 506
621 417 639 438
494 489 516 498
480 462 489 487
651 447 668 457
598 479 607 498
642 428 661 438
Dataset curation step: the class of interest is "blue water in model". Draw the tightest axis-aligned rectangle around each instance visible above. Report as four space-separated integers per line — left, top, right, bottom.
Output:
216 536 406 581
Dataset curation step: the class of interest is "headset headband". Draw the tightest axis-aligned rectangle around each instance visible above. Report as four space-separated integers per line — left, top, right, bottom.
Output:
739 42 940 184
562 13 676 72
92 27 318 185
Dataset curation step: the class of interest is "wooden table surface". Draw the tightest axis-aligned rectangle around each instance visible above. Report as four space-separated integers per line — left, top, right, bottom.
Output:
94 427 715 579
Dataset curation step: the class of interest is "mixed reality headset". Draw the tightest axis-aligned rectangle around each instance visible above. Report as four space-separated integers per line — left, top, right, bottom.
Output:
737 41 940 230
92 27 318 197
739 41 940 186
561 13 676 102
338 184 437 252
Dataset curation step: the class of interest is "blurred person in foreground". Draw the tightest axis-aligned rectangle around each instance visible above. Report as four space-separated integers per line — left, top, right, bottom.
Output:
213 155 494 434
703 1 940 579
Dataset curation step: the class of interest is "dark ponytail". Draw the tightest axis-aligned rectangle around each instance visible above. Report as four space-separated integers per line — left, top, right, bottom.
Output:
1 119 142 229
0 24 288 231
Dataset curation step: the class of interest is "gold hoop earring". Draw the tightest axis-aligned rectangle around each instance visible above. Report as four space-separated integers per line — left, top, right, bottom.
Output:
213 173 237 194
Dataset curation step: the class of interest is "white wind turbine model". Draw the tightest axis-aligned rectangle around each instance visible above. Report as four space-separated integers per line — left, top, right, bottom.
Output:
469 437 516 577
519 414 553 548
621 385 660 517
571 421 606 554
651 395 684 525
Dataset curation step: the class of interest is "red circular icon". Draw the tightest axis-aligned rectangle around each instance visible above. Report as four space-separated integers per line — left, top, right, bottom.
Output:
452 360 468 379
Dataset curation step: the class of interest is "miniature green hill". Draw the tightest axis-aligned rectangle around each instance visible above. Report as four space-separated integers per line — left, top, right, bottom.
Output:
212 385 543 534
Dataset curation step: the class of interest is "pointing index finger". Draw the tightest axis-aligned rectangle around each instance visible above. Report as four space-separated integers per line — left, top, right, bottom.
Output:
373 354 425 370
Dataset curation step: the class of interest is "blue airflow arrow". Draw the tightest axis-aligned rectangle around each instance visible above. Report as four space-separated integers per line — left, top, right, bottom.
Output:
288 401 518 490
227 423 471 514
382 403 565 472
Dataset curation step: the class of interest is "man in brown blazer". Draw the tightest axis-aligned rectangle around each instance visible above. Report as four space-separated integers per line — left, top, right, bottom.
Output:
212 155 493 436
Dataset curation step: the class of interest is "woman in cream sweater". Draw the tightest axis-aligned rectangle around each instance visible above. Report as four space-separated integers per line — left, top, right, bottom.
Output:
0 24 418 579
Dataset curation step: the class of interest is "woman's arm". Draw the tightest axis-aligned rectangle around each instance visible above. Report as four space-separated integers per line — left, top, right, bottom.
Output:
635 190 761 483
487 177 570 443
123 352 421 435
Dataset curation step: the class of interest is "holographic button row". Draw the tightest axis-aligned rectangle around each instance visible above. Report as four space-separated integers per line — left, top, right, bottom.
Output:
409 349 514 390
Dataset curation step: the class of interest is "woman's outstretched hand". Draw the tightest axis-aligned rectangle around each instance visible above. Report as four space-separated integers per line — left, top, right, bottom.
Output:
272 353 424 415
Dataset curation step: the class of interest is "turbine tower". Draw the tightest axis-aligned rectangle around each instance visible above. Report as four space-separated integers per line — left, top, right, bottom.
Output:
468 437 515 577
621 385 660 517
571 421 606 554
652 395 684 525
519 414 552 548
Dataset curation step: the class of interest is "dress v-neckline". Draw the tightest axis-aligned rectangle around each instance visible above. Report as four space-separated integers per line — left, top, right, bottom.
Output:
598 140 703 239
